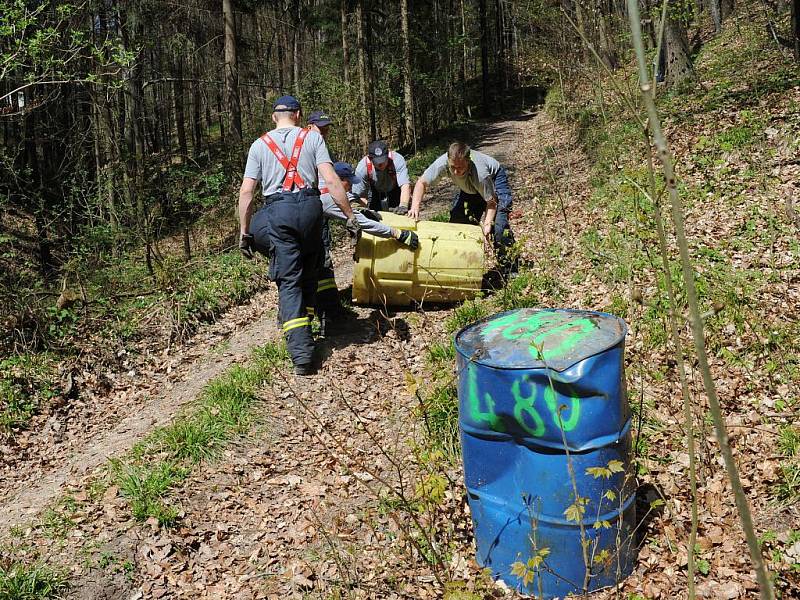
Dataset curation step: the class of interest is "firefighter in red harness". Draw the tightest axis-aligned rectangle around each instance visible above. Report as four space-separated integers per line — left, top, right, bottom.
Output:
238 96 360 376
352 140 412 212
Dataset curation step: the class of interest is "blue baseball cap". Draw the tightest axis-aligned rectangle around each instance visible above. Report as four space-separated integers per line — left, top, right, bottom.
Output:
333 161 357 185
273 95 301 111
308 110 332 126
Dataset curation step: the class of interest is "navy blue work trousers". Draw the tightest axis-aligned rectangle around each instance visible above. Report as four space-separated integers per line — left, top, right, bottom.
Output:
250 190 322 367
449 166 515 258
316 218 339 316
367 184 401 211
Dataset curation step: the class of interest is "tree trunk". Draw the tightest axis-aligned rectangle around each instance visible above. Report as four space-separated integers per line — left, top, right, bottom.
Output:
183 227 191 260
792 0 800 61
173 61 188 158
292 0 301 95
710 0 722 33
192 81 203 158
575 0 590 62
341 0 351 89
496 0 507 93
341 0 353 145
365 5 377 140
400 0 414 146
478 0 490 115
356 0 369 147
664 9 694 87
720 0 734 20
595 0 619 68
223 0 242 143
24 112 53 275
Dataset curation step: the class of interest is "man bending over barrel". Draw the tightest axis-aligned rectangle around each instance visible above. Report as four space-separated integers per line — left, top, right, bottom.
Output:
407 142 517 274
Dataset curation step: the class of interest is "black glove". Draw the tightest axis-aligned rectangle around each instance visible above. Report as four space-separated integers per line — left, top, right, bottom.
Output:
391 205 410 215
397 229 419 250
357 207 382 222
345 216 362 237
239 233 254 259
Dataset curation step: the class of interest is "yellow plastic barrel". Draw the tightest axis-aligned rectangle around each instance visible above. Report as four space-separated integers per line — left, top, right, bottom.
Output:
352 212 486 306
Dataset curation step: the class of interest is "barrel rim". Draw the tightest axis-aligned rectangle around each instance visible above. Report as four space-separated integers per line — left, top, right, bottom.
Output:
453 307 628 372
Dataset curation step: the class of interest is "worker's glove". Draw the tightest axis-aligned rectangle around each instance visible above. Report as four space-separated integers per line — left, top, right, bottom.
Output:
391 205 410 215
345 216 362 237
397 229 419 250
357 207 382 222
239 233 255 259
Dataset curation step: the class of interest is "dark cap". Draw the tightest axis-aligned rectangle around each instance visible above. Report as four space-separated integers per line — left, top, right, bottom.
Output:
367 140 390 166
308 110 332 127
333 161 357 184
273 95 301 112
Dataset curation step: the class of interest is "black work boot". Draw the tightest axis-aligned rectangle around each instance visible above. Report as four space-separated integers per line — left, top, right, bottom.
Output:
294 363 315 376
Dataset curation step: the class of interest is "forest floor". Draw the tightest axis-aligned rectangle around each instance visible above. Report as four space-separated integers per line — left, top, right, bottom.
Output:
3 16 800 599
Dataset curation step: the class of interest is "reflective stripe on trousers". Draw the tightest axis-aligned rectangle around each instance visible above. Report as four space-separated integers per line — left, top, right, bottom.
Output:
251 189 322 366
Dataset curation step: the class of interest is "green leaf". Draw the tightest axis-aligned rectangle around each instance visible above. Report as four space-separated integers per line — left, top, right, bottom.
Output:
510 561 527 579
593 549 611 564
697 558 711 575
586 466 612 479
607 459 625 473
564 500 586 523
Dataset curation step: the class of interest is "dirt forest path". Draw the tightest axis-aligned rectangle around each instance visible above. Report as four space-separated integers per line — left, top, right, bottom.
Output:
0 114 532 538
0 292 282 533
34 112 539 599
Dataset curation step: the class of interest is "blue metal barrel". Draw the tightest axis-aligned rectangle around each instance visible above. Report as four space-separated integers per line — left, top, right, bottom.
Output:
455 308 636 598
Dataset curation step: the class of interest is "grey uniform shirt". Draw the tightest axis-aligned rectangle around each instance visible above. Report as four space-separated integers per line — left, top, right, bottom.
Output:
421 150 500 201
352 151 410 197
243 127 332 196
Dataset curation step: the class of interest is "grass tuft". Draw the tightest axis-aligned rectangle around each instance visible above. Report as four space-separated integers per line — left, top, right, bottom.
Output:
421 381 460 459
777 426 800 502
0 561 69 600
111 460 187 526
111 340 288 525
445 298 489 334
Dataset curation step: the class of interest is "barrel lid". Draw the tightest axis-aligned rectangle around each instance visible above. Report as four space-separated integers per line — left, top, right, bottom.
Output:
454 308 627 371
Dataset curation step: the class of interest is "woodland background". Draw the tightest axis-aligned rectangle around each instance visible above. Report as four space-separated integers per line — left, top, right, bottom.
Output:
1 0 800 598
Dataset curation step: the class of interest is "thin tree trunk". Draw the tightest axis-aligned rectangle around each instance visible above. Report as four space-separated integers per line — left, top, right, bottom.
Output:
356 0 369 147
496 0 506 92
478 0 490 115
365 5 377 140
595 0 619 68
575 0 590 62
183 227 191 260
341 0 351 88
792 0 800 61
626 3 775 598
192 81 203 158
710 0 722 33
173 62 188 158
25 112 52 274
400 0 414 146
223 0 242 142
293 0 301 95
341 0 353 145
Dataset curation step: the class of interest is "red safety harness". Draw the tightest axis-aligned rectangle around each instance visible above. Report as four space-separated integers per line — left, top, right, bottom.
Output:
365 151 396 180
260 127 309 191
